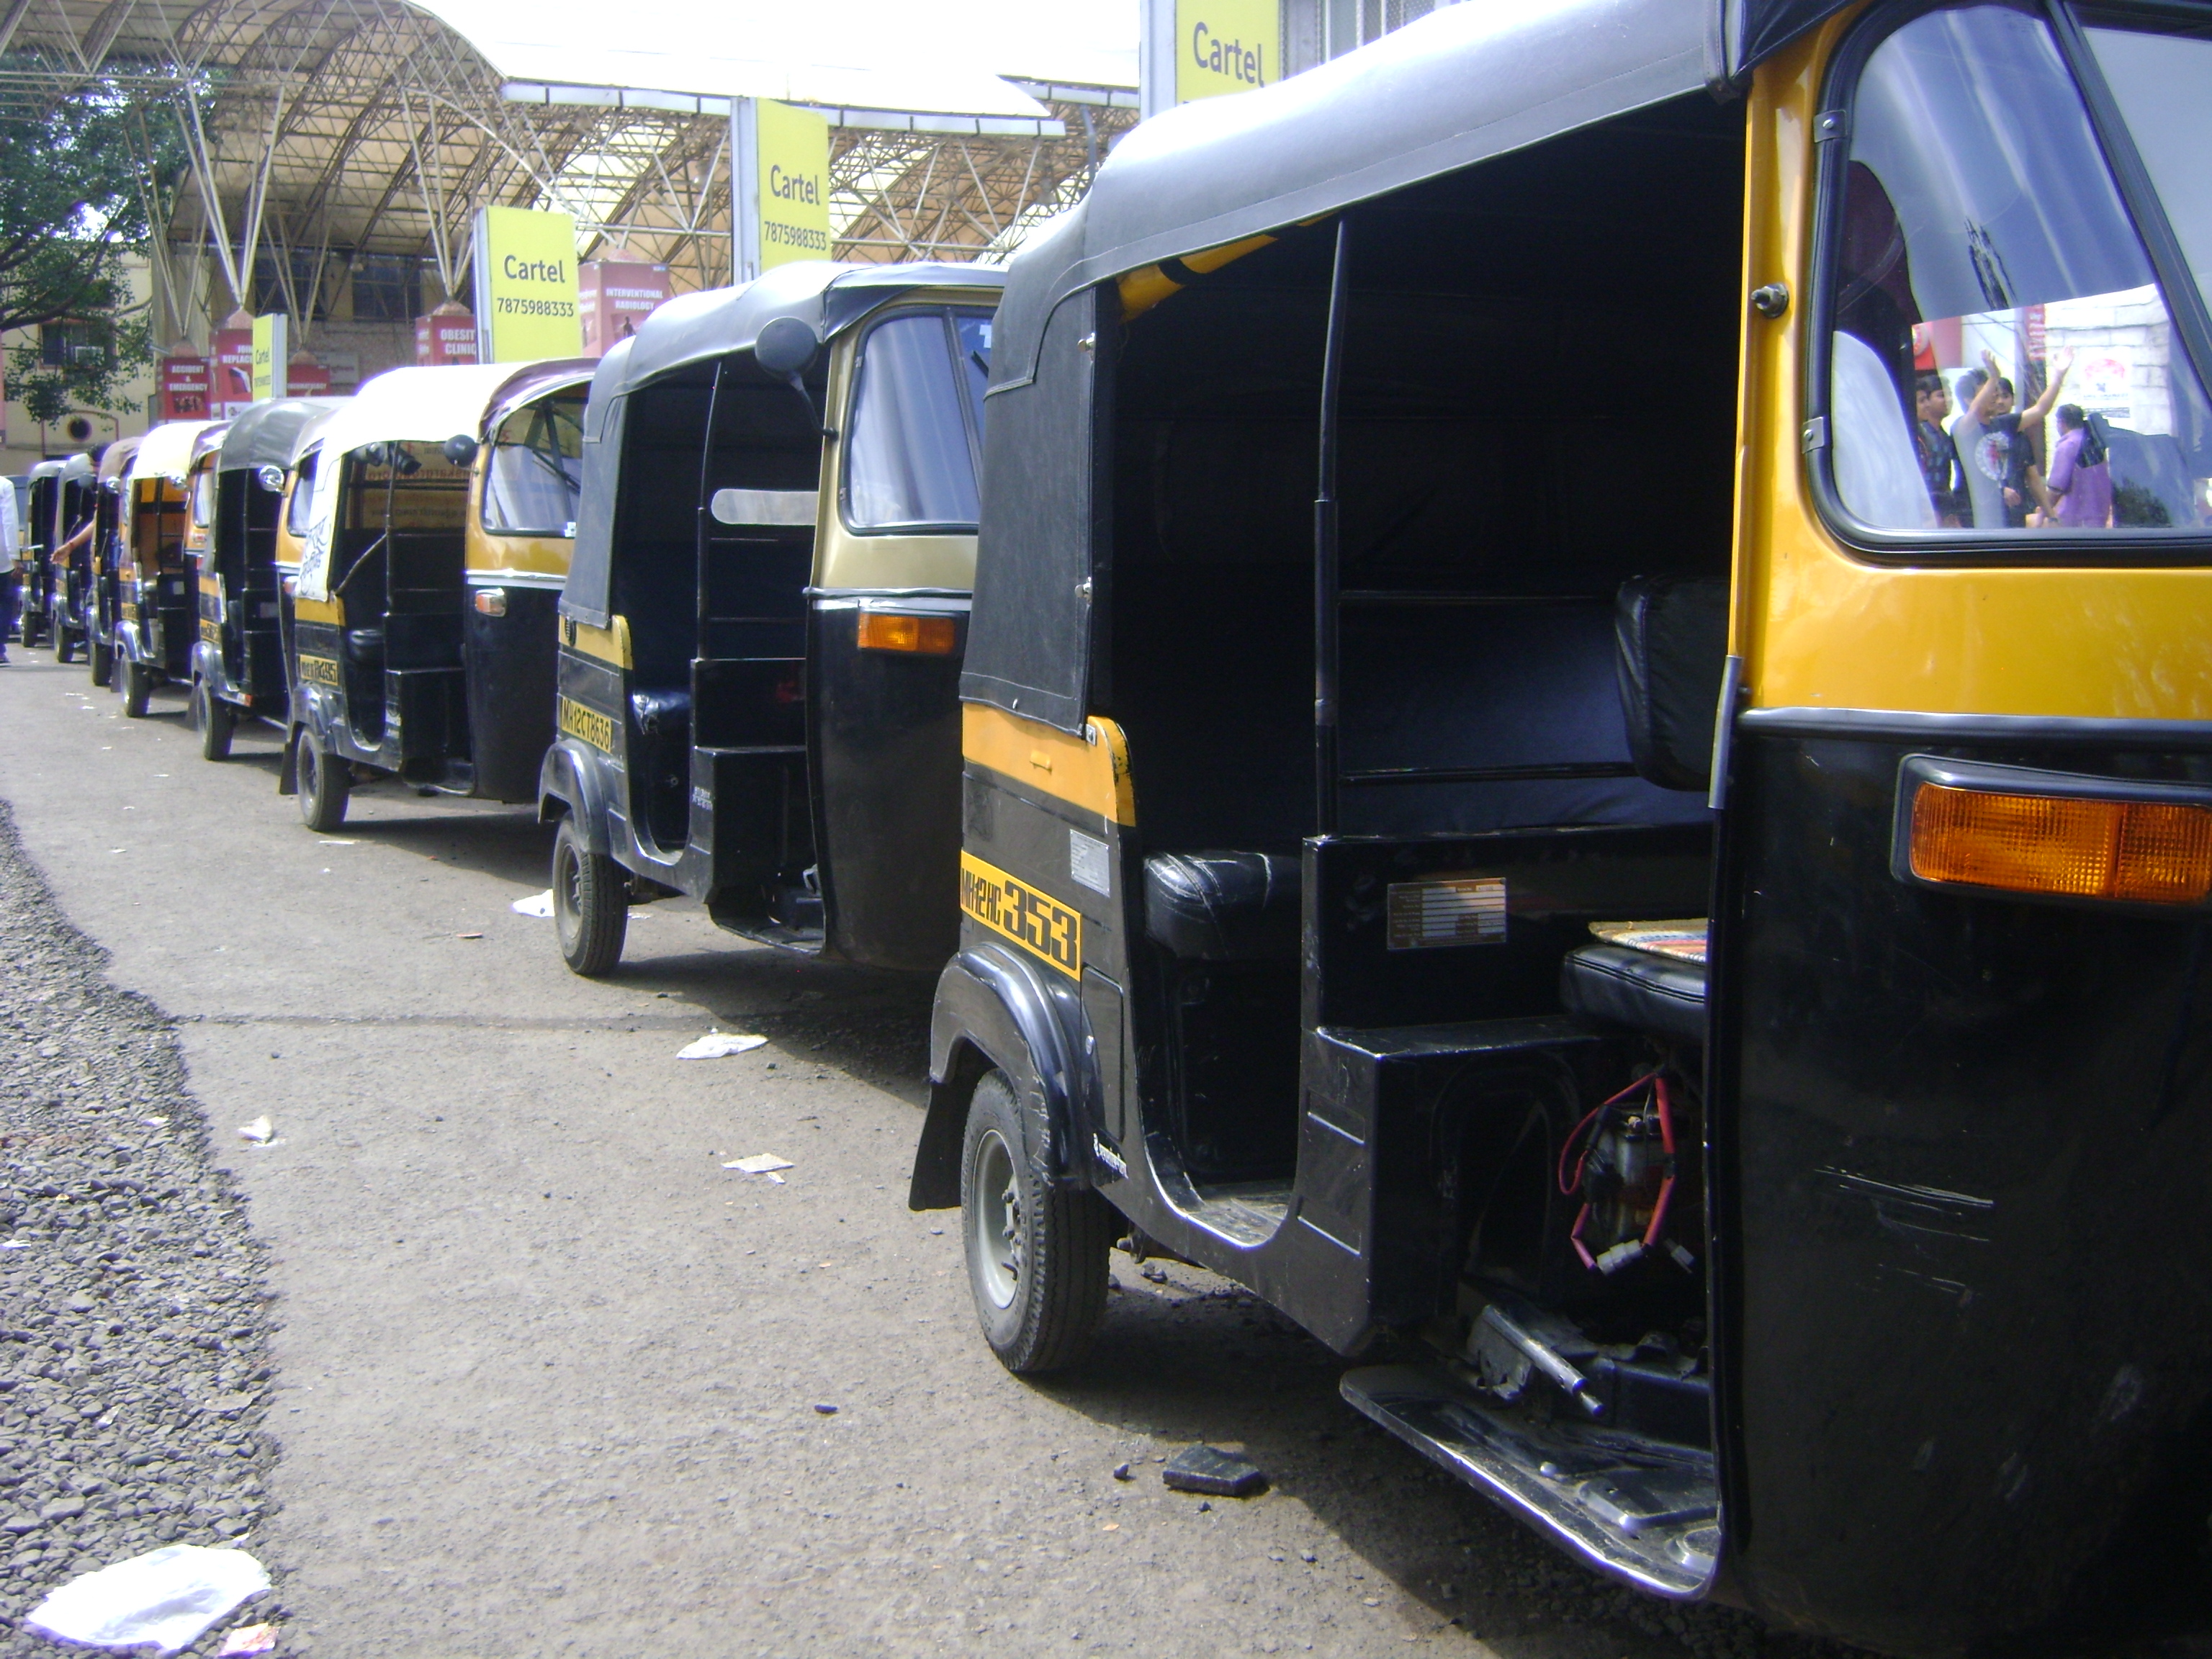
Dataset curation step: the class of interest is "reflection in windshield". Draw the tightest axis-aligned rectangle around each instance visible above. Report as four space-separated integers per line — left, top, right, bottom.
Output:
1830 4 2212 534
286 450 318 538
482 394 584 537
2087 24 2212 331
845 310 989 533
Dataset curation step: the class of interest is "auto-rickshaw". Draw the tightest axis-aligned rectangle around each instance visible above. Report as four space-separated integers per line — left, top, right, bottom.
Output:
108 419 222 714
186 398 343 760
284 359 593 830
541 260 1001 975
909 4 2212 1653
81 437 140 686
19 457 76 649
35 452 97 662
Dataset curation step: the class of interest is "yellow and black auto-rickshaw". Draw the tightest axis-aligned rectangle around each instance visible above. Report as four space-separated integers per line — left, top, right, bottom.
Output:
20 454 83 650
81 437 140 687
284 359 593 830
35 452 97 663
107 420 222 714
186 397 343 760
909 4 2212 1653
541 261 1001 974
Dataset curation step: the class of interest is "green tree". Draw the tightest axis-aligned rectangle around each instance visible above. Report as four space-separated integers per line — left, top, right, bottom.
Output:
0 61 182 419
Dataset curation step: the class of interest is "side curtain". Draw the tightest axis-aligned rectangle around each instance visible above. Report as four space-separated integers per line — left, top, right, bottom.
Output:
958 286 1105 735
559 390 626 628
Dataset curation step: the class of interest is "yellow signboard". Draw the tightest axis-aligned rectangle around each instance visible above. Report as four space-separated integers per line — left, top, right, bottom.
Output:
1176 0 1278 103
755 101 831 271
250 313 287 401
472 206 583 362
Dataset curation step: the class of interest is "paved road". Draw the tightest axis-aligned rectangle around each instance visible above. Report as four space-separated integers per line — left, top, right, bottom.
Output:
0 654 1813 1659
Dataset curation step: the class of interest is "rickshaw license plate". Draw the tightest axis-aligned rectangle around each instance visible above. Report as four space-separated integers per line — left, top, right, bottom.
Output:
1387 877 1507 950
961 851 1081 978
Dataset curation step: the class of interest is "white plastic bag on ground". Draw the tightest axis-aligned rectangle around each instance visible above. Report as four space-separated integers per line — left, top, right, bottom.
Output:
677 1032 767 1059
511 889 554 918
26 1545 270 1653
723 1154 794 1174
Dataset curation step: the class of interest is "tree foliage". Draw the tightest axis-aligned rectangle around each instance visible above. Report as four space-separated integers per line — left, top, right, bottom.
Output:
0 63 183 418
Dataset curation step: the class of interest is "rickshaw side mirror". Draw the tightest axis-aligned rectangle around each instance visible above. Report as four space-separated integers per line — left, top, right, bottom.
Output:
441 434 480 467
755 316 820 377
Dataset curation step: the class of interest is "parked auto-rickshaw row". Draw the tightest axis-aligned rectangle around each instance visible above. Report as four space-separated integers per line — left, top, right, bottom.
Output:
12 2 2212 1652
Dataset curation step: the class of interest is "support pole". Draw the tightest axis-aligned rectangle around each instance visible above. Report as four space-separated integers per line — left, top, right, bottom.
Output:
1313 215 1351 837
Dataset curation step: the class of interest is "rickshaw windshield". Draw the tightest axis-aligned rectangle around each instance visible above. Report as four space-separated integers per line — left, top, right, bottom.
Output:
842 307 991 534
481 392 584 538
286 450 318 537
1825 3 2212 540
191 469 215 529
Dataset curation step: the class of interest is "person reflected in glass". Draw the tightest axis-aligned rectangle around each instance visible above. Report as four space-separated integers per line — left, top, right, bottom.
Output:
1952 348 2071 527
1912 372 1966 526
2044 403 2114 528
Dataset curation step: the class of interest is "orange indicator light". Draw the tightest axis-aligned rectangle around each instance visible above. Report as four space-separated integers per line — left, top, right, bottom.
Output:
857 612 956 655
1910 783 2212 905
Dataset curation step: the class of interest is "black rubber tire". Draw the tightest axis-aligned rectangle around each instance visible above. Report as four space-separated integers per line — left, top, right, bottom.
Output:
192 680 234 761
961 1069 1114 1374
88 632 112 688
55 626 76 665
552 814 627 976
120 656 152 717
295 731 350 832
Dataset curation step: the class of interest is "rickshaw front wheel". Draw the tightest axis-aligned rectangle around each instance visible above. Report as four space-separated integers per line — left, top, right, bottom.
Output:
552 815 626 976
296 732 350 832
960 1069 1112 1375
87 634 112 688
120 657 152 718
54 629 73 665
192 680 233 761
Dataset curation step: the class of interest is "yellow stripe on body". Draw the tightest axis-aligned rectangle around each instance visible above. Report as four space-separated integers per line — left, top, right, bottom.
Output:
962 703 1133 825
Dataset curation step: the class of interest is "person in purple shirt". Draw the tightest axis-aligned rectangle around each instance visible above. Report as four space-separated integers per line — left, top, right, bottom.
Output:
2045 403 2113 529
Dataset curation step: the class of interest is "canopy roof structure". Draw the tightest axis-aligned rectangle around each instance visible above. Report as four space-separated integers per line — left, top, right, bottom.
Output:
0 0 1137 334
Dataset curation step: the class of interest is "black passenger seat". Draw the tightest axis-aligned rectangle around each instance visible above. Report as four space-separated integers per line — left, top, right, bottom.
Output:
1557 575 1727 1046
1143 851 1300 962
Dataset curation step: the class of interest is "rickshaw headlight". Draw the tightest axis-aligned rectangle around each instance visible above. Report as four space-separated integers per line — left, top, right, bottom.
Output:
856 611 955 655
1910 783 2212 906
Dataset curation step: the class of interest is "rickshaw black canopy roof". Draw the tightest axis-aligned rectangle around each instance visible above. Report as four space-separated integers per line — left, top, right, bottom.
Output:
217 398 346 475
989 0 1843 392
590 259 1005 404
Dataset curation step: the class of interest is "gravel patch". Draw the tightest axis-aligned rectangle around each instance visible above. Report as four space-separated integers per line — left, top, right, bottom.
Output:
0 802 296 1657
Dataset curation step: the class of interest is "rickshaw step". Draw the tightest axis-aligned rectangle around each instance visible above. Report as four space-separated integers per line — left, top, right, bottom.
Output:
1341 1364 1716 1599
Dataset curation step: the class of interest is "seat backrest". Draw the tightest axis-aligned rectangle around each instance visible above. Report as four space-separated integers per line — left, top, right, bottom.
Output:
1614 576 1727 793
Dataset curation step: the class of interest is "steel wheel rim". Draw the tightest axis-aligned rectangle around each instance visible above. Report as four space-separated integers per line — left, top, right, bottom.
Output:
555 842 584 937
971 1126 1022 1310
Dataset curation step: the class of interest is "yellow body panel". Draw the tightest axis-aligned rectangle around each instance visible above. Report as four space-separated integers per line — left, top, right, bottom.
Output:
963 704 1134 825
560 614 631 670
1741 19 2212 721
294 595 344 625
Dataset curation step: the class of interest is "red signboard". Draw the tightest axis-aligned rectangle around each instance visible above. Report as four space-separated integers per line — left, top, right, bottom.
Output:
212 328 255 415
580 260 673 357
286 356 331 397
415 304 479 367
158 356 211 421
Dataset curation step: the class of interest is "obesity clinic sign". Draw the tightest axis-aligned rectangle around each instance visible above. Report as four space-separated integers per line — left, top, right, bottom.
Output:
470 206 584 362
734 99 831 282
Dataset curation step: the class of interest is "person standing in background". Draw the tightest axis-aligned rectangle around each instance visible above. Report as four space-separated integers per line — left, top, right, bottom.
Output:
2045 403 2113 529
1951 349 2071 528
0 476 20 664
1913 372 1966 526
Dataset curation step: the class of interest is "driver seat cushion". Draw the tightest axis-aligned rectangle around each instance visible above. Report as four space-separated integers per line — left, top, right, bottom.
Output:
1143 851 1301 962
1560 943 1708 1046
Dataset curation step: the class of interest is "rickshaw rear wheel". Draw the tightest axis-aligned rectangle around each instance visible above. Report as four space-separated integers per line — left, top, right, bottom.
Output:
192 680 233 761
54 629 74 665
296 732 349 832
552 815 626 976
120 657 152 718
961 1069 1112 1374
88 634 112 687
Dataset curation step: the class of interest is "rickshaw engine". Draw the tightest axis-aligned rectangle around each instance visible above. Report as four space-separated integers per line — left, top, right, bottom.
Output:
1559 1073 1694 1277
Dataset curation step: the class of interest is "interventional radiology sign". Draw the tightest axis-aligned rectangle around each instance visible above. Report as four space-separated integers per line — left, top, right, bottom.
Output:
1177 0 1277 103
753 101 831 274
471 206 583 362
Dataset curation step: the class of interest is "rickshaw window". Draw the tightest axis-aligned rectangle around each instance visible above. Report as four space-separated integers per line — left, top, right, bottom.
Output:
190 468 215 528
1812 1 2212 559
480 391 585 539
285 450 318 537
841 307 988 534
